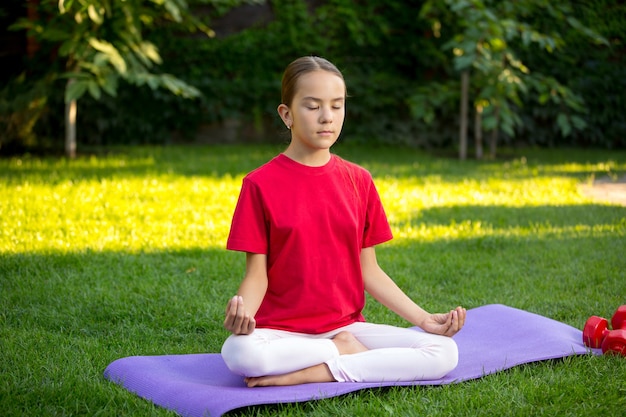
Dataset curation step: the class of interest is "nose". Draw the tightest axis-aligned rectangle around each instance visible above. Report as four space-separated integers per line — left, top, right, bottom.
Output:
320 106 333 124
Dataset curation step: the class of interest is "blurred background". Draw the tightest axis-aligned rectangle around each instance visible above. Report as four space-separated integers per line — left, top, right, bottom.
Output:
1 0 624 156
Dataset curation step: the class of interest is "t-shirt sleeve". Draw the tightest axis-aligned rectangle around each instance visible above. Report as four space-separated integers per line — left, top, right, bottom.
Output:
362 176 393 248
226 177 268 254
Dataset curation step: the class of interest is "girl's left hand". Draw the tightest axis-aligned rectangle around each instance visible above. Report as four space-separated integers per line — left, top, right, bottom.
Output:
422 306 466 337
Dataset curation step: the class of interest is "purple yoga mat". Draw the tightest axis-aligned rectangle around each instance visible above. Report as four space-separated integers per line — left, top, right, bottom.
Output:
104 304 594 417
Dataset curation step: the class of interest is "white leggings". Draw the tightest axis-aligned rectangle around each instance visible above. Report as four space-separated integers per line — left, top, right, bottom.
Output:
221 322 458 383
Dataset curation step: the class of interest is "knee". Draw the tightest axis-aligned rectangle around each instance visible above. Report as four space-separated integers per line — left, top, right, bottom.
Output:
432 336 459 377
221 334 272 377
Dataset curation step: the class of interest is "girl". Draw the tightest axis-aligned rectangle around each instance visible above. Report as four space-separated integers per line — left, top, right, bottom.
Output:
222 56 466 387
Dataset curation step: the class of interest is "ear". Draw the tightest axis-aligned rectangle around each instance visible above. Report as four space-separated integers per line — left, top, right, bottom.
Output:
277 104 292 128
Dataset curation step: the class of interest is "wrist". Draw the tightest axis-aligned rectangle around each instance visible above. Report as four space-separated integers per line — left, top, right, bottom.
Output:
408 308 430 329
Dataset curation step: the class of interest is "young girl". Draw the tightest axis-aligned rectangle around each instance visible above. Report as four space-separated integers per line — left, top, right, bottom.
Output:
222 56 466 387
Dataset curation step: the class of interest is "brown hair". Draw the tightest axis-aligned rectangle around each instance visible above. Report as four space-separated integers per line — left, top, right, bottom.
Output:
280 56 346 106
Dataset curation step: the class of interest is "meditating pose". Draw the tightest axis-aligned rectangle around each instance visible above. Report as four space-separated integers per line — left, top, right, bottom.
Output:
221 56 466 387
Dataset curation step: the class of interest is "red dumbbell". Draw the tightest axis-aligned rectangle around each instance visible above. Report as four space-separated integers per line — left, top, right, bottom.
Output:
583 305 626 356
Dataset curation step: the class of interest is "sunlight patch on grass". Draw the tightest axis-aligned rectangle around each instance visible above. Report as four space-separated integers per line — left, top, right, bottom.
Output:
1 148 624 254
1 174 242 253
376 174 625 241
391 221 625 242
477 156 625 180
4 154 158 184
380 176 584 210
533 160 623 177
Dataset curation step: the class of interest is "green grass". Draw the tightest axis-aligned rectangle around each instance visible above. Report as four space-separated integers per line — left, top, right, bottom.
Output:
1 144 625 416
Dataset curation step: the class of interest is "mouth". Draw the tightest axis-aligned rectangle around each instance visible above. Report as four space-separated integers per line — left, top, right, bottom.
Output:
318 130 334 136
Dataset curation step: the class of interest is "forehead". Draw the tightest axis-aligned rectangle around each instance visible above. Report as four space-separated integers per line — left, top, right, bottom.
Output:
294 70 346 100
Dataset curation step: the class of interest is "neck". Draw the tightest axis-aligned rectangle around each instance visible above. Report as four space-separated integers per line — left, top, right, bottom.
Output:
283 145 331 167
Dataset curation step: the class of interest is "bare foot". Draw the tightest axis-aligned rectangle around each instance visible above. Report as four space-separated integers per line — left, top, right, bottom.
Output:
243 332 368 387
332 331 369 355
244 363 334 387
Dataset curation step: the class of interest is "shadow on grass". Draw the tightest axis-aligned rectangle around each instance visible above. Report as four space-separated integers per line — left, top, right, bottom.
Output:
0 247 243 355
402 203 626 230
2 144 625 183
0 145 283 182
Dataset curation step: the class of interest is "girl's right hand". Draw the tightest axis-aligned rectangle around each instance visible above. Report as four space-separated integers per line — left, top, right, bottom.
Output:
223 295 256 335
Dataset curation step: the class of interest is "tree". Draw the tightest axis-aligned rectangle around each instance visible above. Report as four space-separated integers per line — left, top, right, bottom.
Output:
412 0 607 159
12 0 216 158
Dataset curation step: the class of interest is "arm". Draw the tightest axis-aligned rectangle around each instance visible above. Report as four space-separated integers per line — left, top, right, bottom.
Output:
223 252 268 335
360 247 465 336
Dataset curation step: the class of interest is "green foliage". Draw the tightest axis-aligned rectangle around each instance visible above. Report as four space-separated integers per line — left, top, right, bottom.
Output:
407 80 460 146
1 0 226 153
414 0 608 148
0 74 52 152
75 0 447 146
11 0 209 102
516 0 626 147
2 0 625 151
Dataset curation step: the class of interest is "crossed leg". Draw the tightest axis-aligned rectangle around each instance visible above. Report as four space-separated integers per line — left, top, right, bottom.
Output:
222 323 457 387
244 331 368 387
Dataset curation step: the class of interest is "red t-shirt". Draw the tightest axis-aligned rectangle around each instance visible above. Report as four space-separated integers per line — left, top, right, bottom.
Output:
226 154 393 333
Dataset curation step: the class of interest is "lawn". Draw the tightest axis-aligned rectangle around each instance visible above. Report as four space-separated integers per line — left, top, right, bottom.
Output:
1 144 625 416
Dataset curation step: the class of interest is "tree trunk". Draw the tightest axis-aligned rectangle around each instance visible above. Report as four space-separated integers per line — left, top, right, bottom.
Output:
475 104 483 159
65 79 77 159
26 0 40 57
459 71 469 160
489 105 500 159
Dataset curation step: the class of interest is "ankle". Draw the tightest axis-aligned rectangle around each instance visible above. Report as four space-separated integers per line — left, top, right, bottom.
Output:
332 331 368 355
